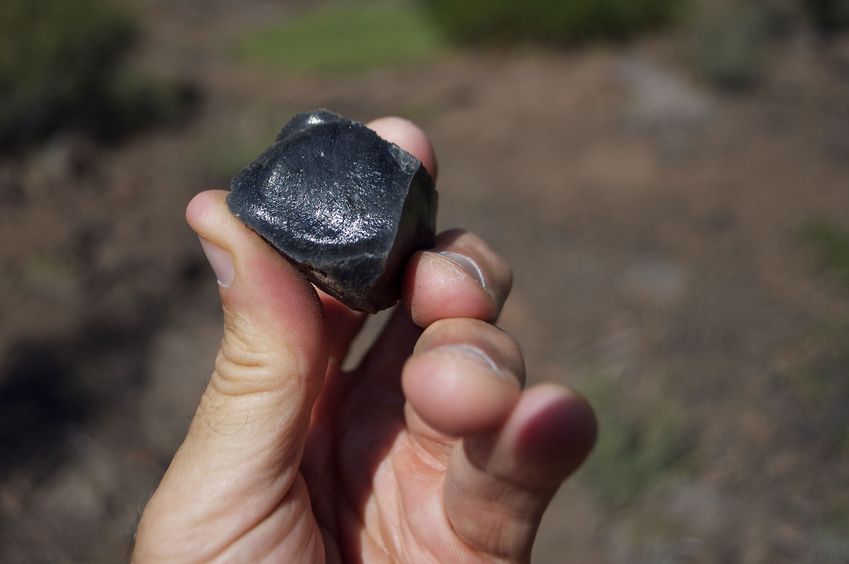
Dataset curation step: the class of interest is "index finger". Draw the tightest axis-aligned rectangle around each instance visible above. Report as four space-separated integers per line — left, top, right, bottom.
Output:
368 116 439 181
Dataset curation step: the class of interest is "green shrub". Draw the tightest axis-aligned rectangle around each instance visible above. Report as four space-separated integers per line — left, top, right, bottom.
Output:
239 2 447 73
89 71 197 141
0 0 136 148
0 0 193 151
576 375 697 509
685 1 771 89
803 218 849 292
806 0 849 30
419 0 684 44
683 0 848 89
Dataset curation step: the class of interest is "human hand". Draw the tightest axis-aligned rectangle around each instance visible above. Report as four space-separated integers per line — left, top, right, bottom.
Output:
132 118 597 563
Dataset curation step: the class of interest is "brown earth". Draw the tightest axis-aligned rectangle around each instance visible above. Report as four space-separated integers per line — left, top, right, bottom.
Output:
1 1 848 562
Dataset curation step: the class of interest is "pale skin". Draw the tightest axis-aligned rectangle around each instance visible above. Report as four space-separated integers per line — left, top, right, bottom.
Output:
132 118 597 563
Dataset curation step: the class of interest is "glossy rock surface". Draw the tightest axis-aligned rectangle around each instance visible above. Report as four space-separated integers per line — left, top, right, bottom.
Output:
227 109 438 312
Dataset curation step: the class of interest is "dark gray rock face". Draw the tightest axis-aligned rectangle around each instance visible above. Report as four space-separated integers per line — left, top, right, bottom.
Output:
227 109 438 313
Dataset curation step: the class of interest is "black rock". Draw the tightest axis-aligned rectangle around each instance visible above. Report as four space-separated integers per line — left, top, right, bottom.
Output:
227 109 438 313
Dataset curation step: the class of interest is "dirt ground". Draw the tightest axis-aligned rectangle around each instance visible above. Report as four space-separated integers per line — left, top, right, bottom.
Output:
1 1 849 562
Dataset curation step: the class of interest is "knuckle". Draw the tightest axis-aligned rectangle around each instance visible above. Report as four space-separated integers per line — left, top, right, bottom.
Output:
419 318 526 384
437 229 513 305
211 339 277 397
208 309 306 399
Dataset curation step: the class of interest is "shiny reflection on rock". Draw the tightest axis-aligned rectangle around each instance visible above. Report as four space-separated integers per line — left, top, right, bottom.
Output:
227 109 438 313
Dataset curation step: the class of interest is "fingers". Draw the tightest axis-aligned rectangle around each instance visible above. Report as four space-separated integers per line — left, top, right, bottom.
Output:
445 385 597 561
184 190 326 462
353 118 513 379
314 117 439 372
358 231 513 377
351 116 593 560
136 190 328 557
402 319 524 439
402 317 596 560
405 229 513 327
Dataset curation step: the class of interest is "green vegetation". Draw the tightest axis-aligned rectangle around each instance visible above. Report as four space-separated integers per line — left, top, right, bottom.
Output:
683 0 849 89
807 0 849 30
783 214 849 454
842 426 849 459
238 2 447 73
0 0 193 152
196 127 280 181
420 0 845 49
22 253 80 299
781 323 849 407
420 0 684 44
577 375 697 509
96 73 195 141
685 2 771 88
194 106 301 181
784 216 849 448
234 0 847 86
803 218 849 292
0 0 133 148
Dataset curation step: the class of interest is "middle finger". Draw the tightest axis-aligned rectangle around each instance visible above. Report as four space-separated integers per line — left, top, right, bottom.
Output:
357 229 513 379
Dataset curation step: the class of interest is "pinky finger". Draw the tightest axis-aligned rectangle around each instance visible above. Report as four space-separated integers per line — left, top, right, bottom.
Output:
444 384 597 561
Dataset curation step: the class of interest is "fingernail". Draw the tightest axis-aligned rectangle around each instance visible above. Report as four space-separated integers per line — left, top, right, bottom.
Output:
199 238 234 288
437 251 487 291
435 344 503 376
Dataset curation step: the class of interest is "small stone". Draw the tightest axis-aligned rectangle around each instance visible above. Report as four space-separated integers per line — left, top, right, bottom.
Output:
227 109 438 313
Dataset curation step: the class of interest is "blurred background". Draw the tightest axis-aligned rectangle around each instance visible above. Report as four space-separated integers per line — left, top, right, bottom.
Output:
1 0 848 561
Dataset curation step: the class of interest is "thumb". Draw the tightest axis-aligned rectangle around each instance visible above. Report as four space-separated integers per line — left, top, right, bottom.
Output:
136 190 327 555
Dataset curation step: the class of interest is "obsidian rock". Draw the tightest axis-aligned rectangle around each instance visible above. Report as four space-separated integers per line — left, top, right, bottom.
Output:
227 109 438 313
